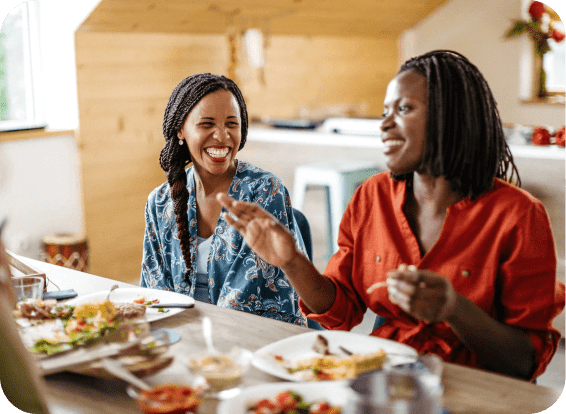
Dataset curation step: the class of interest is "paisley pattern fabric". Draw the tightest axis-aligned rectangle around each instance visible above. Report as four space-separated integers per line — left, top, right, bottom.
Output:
141 160 308 326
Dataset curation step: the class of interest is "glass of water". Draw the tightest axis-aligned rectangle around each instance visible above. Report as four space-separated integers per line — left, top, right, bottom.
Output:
11 276 44 302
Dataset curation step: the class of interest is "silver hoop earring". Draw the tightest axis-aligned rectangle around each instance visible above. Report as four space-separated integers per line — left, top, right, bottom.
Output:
178 139 184 146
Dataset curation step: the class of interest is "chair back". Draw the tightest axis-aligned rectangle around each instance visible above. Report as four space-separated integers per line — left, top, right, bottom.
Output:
292 208 313 261
373 315 387 331
292 208 324 330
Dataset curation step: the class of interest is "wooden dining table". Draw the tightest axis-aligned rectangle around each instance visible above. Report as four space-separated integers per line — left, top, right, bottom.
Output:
12 256 563 414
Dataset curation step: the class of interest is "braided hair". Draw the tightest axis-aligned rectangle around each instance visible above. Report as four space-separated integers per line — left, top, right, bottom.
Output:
395 50 520 199
159 73 248 289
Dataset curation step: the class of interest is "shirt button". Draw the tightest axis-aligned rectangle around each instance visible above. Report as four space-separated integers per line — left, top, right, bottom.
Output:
376 255 381 262
461 270 470 277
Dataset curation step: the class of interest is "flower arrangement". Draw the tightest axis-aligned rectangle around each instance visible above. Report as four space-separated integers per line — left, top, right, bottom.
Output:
531 125 565 146
505 1 565 97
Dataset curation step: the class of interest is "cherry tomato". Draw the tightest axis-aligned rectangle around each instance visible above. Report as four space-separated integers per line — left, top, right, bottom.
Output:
310 402 331 413
275 391 299 410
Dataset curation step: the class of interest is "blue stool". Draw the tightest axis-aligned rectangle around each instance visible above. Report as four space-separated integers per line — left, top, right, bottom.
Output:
293 161 381 261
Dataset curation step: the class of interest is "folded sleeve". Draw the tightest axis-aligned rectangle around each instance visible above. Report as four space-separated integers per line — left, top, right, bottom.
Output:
498 200 565 379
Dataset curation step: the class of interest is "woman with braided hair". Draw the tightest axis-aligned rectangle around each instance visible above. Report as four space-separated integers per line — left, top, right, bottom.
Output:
141 73 308 326
218 50 565 380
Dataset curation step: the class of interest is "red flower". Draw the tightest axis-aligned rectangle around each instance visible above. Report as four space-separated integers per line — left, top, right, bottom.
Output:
554 127 565 147
550 29 565 43
529 1 545 20
532 127 551 145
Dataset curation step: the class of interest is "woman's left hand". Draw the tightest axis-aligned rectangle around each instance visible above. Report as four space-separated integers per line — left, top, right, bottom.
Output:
386 264 458 323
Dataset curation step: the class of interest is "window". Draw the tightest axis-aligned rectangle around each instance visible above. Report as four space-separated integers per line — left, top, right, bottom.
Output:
0 0 45 132
544 20 565 94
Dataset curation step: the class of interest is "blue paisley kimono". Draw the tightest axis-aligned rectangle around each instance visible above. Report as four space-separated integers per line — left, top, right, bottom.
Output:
141 160 308 326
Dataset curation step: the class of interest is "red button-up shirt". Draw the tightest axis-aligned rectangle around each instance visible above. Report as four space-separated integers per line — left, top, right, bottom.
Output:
301 173 564 379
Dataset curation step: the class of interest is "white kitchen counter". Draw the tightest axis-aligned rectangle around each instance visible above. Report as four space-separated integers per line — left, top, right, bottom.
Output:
247 125 566 160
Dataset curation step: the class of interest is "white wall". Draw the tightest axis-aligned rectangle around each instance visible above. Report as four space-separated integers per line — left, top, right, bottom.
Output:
0 133 84 259
0 0 99 262
36 0 100 130
400 0 566 130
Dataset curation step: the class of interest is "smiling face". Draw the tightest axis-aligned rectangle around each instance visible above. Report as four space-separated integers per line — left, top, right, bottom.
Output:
380 70 428 176
177 89 242 180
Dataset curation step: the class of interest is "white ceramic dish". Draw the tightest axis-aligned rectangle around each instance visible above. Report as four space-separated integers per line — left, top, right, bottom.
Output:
252 330 418 382
217 381 351 414
65 287 195 323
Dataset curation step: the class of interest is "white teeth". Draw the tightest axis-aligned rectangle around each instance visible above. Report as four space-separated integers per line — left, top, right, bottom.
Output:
384 140 404 147
205 147 229 158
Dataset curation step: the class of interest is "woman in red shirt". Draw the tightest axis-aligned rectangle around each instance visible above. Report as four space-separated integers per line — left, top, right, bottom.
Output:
217 50 564 381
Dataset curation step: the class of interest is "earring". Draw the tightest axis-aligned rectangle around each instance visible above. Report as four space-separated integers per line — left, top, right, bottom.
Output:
178 139 184 146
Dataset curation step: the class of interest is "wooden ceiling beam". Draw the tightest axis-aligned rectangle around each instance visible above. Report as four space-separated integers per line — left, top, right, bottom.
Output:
78 0 449 37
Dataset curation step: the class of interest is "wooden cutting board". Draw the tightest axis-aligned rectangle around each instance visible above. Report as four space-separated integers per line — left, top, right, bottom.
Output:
69 354 174 378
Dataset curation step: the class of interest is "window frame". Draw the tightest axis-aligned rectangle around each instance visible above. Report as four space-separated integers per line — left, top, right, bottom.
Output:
542 20 565 96
0 0 46 132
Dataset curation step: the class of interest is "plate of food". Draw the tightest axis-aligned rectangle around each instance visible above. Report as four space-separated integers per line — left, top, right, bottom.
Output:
65 287 194 323
13 293 178 377
252 330 418 382
217 381 349 414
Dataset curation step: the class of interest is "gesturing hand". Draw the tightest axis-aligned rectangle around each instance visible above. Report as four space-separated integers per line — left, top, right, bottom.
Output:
386 264 459 324
216 193 299 268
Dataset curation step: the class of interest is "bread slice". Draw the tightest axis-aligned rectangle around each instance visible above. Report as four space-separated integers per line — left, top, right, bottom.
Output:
292 349 387 380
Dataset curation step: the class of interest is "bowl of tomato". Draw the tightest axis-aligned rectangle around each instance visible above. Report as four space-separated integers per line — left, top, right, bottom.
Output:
127 380 207 414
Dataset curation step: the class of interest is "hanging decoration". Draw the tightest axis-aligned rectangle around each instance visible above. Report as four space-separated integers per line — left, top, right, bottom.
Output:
243 27 266 86
504 1 565 98
227 26 239 82
208 4 294 87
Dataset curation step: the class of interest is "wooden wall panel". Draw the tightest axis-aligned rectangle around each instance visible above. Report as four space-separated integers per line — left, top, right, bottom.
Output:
75 31 397 283
240 36 397 118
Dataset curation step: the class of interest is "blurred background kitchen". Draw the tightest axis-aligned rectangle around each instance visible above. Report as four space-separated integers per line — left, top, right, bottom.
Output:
0 0 564 385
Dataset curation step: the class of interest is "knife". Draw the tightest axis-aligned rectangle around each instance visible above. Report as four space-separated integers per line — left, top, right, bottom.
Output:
148 303 194 309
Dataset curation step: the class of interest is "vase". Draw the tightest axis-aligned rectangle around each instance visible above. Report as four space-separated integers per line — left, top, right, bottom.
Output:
534 54 548 98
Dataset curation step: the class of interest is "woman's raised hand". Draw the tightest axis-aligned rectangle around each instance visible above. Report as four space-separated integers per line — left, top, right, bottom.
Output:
216 193 299 268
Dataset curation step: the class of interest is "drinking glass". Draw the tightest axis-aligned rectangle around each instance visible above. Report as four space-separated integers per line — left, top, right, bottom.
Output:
11 276 44 302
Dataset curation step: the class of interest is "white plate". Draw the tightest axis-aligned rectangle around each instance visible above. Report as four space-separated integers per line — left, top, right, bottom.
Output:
217 381 351 414
65 287 195 323
252 330 418 382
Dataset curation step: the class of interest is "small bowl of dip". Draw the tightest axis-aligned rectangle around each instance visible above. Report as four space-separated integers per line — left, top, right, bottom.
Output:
187 347 253 393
